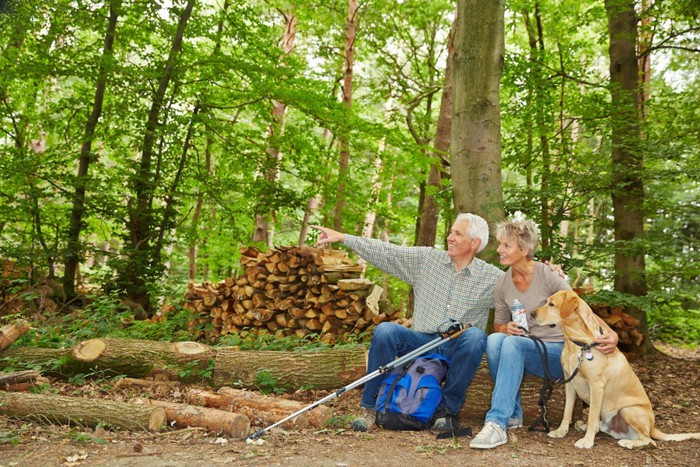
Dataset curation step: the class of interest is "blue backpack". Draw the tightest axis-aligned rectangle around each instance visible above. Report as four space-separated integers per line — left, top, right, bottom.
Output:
375 353 450 430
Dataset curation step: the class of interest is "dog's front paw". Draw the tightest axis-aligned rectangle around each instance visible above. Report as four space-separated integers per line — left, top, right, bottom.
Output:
548 427 568 439
574 437 595 449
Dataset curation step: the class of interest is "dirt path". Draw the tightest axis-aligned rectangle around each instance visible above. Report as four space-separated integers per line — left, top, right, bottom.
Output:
1 346 699 466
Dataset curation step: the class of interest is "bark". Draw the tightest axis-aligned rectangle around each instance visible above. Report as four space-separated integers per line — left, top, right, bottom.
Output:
416 12 457 248
134 398 249 439
605 0 650 353
253 9 297 246
0 370 40 387
72 338 215 381
211 346 367 390
0 390 166 432
0 321 31 351
523 5 553 251
123 1 195 315
63 0 119 299
452 0 505 249
0 347 70 369
332 0 358 230
188 387 333 429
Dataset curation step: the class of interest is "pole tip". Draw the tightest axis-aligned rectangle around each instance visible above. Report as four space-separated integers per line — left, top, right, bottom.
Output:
246 430 265 442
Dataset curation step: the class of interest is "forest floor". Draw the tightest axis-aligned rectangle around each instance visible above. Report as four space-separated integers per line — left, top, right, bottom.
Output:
1 342 700 467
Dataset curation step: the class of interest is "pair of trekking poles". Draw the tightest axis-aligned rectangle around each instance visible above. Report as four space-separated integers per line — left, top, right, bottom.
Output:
246 321 469 441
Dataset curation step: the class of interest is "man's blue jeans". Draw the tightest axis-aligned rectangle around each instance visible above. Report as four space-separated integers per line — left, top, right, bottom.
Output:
360 322 487 416
484 333 564 429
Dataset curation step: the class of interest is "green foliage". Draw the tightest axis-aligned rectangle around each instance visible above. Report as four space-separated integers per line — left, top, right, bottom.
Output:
177 359 215 382
254 370 286 395
0 430 20 446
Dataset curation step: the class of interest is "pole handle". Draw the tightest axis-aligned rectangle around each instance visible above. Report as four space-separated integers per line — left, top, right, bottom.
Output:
441 322 471 340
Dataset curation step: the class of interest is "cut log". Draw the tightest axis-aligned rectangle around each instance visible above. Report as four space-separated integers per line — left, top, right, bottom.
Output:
72 338 215 382
211 346 367 390
115 377 180 394
0 321 31 352
187 387 333 429
0 369 40 387
0 390 166 432
134 398 249 439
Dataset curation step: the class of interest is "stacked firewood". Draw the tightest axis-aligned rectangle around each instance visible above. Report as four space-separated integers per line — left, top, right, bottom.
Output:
590 303 644 347
185 245 398 342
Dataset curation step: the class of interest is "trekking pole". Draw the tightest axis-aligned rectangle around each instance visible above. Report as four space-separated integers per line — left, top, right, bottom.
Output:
246 321 470 441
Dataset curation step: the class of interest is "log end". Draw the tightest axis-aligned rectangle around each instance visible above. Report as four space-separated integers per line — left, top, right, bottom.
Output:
73 339 107 362
229 413 251 439
172 341 211 355
148 407 168 432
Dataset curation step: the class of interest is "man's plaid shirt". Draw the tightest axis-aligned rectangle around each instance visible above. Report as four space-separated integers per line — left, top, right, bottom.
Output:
343 235 503 333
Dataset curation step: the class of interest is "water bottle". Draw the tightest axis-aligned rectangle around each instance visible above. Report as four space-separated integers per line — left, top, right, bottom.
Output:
510 298 528 331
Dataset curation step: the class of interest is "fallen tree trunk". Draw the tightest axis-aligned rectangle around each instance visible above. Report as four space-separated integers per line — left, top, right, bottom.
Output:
188 387 333 429
134 398 249 439
0 321 31 352
211 346 367 390
0 370 40 388
0 347 70 369
115 377 180 395
72 338 215 382
0 390 166 432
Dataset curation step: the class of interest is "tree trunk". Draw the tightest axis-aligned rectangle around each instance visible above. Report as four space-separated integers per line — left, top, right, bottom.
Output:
123 1 195 315
523 5 553 251
452 0 505 249
605 0 650 353
0 390 166 432
416 12 457 248
63 0 119 300
332 0 358 230
0 370 40 388
211 346 366 390
188 387 333 429
72 338 215 381
134 398 249 438
253 8 297 246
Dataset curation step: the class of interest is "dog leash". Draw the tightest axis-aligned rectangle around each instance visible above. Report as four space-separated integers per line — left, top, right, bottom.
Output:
517 326 601 432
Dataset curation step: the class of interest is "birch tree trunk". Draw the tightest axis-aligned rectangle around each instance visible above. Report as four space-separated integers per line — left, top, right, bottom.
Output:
451 0 505 248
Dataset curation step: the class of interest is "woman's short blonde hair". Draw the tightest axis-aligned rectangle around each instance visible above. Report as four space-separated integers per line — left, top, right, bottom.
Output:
495 218 539 260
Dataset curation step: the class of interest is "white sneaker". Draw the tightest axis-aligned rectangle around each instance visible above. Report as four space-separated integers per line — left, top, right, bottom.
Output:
508 417 523 429
469 422 508 449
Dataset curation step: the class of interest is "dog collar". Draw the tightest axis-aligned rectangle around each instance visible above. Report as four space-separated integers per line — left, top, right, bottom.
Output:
571 340 601 361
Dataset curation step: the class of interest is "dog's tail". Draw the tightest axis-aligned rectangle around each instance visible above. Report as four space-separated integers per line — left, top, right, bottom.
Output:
651 428 700 442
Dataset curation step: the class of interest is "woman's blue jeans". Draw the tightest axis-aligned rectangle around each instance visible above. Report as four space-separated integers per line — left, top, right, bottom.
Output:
484 333 564 429
360 322 486 416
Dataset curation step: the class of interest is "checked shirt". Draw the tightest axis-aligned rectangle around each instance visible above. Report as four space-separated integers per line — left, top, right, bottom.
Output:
343 235 503 333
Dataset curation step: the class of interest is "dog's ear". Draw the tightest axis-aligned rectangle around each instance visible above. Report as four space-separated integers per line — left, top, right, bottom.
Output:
560 291 579 319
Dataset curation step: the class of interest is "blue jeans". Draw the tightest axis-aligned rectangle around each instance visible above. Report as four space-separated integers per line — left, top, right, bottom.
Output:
484 333 564 430
361 322 486 416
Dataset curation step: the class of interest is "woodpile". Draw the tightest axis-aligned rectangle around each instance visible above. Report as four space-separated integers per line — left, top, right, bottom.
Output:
184 245 399 342
590 303 644 347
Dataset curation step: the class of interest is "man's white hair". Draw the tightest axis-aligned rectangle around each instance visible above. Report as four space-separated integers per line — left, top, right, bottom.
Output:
453 213 490 253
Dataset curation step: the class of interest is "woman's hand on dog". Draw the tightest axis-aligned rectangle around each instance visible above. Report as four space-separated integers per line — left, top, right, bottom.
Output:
595 331 619 354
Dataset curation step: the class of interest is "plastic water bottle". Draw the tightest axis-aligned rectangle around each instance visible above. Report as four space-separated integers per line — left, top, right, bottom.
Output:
510 298 528 331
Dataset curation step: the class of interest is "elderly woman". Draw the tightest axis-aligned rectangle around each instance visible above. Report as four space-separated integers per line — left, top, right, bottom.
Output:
470 218 618 449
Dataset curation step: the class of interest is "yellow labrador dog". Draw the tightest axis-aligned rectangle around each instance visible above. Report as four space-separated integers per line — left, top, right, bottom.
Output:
533 290 700 449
